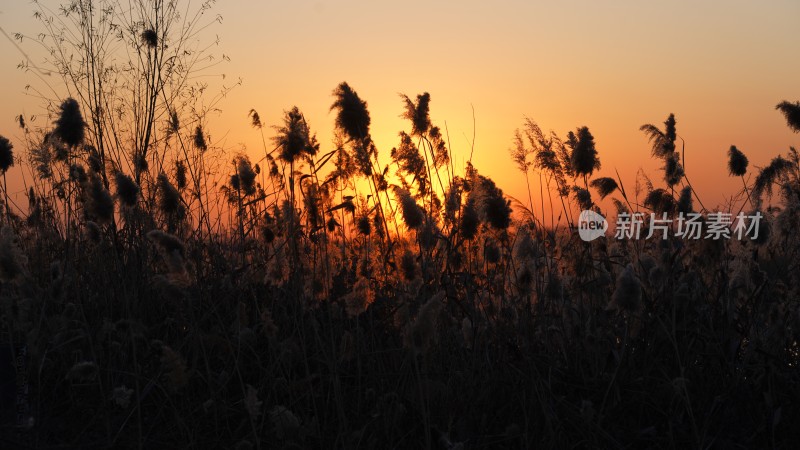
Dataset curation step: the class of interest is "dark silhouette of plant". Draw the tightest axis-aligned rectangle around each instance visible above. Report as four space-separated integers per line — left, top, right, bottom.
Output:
401 92 431 136
728 146 749 176
0 135 13 222
331 82 395 247
274 107 318 165
114 171 140 207
640 113 706 212
640 113 677 158
728 145 751 207
753 155 793 207
776 101 800 133
53 98 85 150
331 82 372 142
567 126 601 186
590 177 618 200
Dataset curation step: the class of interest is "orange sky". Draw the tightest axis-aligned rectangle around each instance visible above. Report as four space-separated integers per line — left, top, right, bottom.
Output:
2 0 800 219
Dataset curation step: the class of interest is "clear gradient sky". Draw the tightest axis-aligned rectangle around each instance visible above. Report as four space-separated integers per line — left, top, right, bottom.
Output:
2 0 799 216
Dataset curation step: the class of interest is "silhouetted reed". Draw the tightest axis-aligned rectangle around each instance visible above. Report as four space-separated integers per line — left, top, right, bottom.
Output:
114 171 140 207
157 173 184 218
0 135 13 173
141 29 158 48
54 98 85 149
728 145 749 176
568 126 601 182
394 187 423 230
590 177 618 200
194 125 208 152
401 92 431 136
776 100 800 133
85 175 114 223
331 82 371 142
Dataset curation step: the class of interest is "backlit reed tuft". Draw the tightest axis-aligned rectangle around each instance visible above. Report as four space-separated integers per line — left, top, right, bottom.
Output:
331 82 371 141
141 29 158 48
54 98 85 148
85 176 114 223
727 145 749 176
248 109 262 128
469 174 511 230
0 135 14 173
157 173 183 216
69 164 87 183
459 198 479 240
418 219 438 250
164 110 180 138
484 239 501 264
572 186 593 211
194 125 207 152
753 155 792 206
663 153 684 186
395 187 424 229
776 100 800 133
640 113 677 159
677 185 694 214
590 177 617 200
400 92 431 136
644 188 675 214
273 107 318 164
568 126 601 179
114 171 139 207
175 160 187 190
400 250 417 281
392 132 427 183
235 155 257 196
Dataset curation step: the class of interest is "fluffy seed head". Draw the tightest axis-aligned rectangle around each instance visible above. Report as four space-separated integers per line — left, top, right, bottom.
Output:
0 135 14 172
194 125 207 152
776 101 800 133
590 177 618 200
114 172 140 207
175 160 187 190
331 82 371 141
86 176 114 223
459 198 479 240
727 145 749 176
395 188 424 229
235 155 257 196
157 173 183 216
141 29 158 48
569 126 601 178
54 98 85 148
357 214 371 236
401 92 431 136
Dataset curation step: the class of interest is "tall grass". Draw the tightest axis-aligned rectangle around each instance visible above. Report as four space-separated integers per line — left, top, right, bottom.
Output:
1 2 799 448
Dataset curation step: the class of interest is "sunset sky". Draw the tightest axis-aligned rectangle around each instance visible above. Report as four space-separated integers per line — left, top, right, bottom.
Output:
1 0 799 218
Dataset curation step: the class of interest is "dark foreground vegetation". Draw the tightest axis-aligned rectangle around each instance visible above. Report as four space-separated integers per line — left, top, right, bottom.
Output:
1 1 799 448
